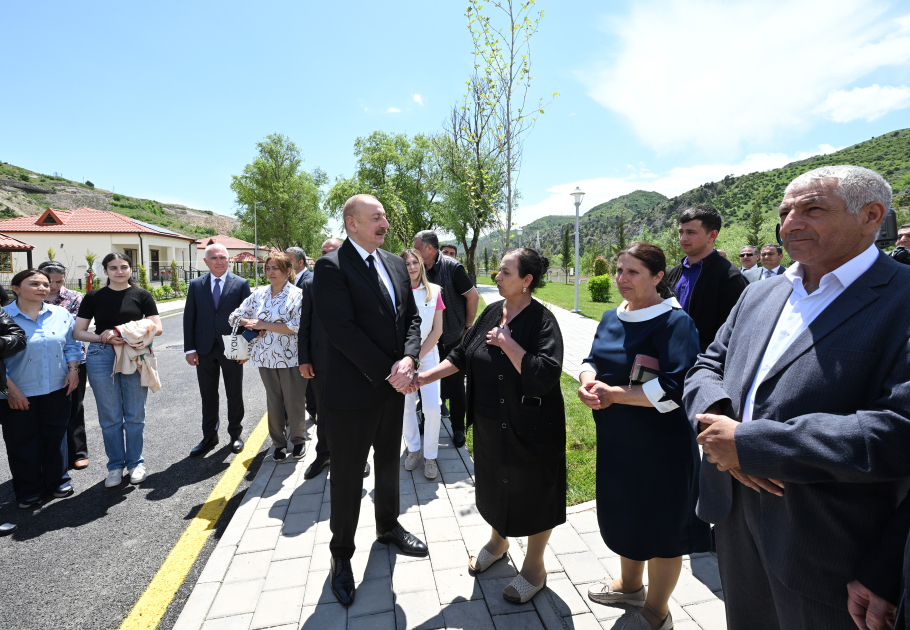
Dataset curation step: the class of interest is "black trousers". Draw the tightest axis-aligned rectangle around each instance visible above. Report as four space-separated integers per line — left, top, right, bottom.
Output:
325 392 404 559
716 482 857 630
438 339 468 432
196 342 245 440
67 363 88 463
310 372 328 455
0 387 71 502
305 379 317 417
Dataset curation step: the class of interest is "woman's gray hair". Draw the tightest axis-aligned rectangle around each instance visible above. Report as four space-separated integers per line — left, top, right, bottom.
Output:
785 165 892 214
38 261 67 275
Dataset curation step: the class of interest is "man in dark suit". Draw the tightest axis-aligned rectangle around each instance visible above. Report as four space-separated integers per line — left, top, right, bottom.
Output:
184 243 252 456
758 243 788 279
286 246 317 427
313 194 425 607
684 166 910 630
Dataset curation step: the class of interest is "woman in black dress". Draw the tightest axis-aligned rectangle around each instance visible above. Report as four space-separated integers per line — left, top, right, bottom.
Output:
418 248 565 604
578 242 710 630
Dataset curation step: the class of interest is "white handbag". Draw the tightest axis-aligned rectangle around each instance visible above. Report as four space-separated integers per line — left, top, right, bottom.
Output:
222 324 252 361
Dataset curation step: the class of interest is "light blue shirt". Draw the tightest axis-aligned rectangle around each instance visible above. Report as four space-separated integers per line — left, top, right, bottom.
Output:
2 301 82 399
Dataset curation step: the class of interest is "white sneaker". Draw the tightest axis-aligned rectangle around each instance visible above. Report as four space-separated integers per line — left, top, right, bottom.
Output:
404 451 421 471
424 459 438 479
105 469 124 488
129 465 147 485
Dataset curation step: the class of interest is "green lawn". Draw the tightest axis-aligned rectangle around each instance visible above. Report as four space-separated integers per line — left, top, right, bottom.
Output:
476 275 622 322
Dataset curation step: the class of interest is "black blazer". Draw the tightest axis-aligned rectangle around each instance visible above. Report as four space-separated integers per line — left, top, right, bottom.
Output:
183 272 252 356
313 239 421 410
684 251 910 609
297 269 326 369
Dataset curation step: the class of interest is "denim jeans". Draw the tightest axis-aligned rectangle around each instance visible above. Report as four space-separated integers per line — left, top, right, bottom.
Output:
86 343 148 471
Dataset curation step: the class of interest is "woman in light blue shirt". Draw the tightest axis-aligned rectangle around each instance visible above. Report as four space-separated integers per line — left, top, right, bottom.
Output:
1 269 82 509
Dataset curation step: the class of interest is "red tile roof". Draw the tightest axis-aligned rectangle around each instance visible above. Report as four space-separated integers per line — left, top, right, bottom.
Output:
197 235 266 250
0 233 34 250
230 251 261 262
0 207 195 240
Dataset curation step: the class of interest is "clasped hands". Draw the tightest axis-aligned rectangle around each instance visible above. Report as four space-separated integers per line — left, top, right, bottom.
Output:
388 357 418 394
696 412 784 497
577 379 620 410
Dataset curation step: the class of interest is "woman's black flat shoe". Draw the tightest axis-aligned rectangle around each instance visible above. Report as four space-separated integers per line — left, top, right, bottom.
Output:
0 523 17 536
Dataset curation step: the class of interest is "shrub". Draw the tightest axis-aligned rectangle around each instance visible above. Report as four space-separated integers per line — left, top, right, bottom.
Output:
136 264 150 291
161 285 173 299
18 173 28 182
490 271 498 281
85 180 94 188
593 256 610 277
170 260 180 295
588 275 612 303
178 280 188 295
150 287 165 301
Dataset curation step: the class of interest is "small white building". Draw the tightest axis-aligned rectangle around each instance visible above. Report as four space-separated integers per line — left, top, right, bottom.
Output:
0 207 197 286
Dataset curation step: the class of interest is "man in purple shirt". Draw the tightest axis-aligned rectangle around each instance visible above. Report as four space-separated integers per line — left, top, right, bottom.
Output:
665 206 748 352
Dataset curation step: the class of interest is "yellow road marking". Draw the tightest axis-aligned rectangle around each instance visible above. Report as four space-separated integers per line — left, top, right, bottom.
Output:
159 311 184 319
118 413 270 630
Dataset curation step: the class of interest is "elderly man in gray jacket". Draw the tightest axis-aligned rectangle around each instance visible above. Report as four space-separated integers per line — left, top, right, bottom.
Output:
684 165 910 630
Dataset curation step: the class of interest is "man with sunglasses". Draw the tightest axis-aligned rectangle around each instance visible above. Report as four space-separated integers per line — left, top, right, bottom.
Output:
739 246 762 283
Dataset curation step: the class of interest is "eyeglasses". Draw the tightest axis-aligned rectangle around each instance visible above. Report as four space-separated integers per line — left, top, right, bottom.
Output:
739 253 754 258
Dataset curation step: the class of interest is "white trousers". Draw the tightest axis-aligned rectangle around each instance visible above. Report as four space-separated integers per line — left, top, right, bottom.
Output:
403 349 441 460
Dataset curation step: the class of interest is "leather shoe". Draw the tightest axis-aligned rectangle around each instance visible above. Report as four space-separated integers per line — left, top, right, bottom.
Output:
305 453 330 479
73 458 89 470
330 556 355 607
190 435 219 457
231 438 244 454
364 461 371 478
452 430 466 449
0 522 17 536
377 523 428 557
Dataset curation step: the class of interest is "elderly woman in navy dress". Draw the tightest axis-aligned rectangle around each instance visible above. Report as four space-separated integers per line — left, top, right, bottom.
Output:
578 242 710 630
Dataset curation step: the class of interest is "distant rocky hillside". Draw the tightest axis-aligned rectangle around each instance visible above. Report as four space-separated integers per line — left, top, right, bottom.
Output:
0 163 239 239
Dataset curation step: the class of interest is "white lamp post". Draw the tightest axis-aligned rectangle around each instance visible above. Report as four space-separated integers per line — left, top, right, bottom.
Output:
517 225 523 249
571 187 585 313
253 200 266 288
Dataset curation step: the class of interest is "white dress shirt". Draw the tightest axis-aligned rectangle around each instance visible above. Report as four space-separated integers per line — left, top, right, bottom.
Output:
349 239 397 314
742 244 879 422
760 265 782 279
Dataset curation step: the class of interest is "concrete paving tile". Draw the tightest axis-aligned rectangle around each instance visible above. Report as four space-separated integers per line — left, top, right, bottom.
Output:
393 590 444 630
298 602 346 630
548 528 589 555
253 492 290 510
272 531 316 561
200 613 253 630
422 516 462 543
287 492 323 515
437 458 468 474
352 547 392 584
559 551 610 584
250 585 305 629
308 543 332 571
579 532 614 559
428 539 469 572
492 610 545 630
479 576 536 615
198 545 237 584
415 484 448 502
442 468 474 487
474 554 518 581
567 511 600 534
315 518 334 544
689 555 723 592
350 611 397 630
452 504 487 528
599 556 621 579
236 526 281 555
173 582 220 630
224 550 274 583
295 474 327 495
400 493 422 515
209 579 266 619
435 447 462 460
419 498 456 520
397 511 425 535
672 568 720 605
413 469 445 486
264 557 310 591
459 523 493 552
560 613 603 630
303 570 335 606
355 528 391 554
282 510 319 536
348 576 395 618
713 589 724 601
247 505 289 530
667 597 693 623
682 598 727 630
539 574 589 616
434 567 484 603
442 599 496 630
391 558 436 594
319 501 331 521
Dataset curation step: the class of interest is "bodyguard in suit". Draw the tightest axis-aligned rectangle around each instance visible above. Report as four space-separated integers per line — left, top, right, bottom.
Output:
286 246 316 423
739 246 762 283
758 243 787 279
313 194 425 607
184 243 252 456
684 166 910 630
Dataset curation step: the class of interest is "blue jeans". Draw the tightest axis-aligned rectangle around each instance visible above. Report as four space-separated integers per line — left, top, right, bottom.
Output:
86 343 148 471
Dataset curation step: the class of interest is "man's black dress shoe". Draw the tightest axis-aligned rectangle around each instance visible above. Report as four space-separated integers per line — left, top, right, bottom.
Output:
452 430 466 449
304 453 330 479
377 524 429 557
440 402 450 417
0 522 17 536
231 438 244 454
364 461 371 478
190 435 219 457
330 557 355 607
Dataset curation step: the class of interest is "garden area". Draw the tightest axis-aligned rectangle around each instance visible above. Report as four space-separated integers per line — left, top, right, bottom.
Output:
476 274 622 322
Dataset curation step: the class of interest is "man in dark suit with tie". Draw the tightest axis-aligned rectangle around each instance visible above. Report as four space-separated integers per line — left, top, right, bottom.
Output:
684 166 910 629
314 194 425 607
758 243 788 279
184 243 252 456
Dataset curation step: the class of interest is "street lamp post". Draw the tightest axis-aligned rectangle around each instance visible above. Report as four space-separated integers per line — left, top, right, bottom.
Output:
571 187 585 313
253 200 266 287
517 226 523 249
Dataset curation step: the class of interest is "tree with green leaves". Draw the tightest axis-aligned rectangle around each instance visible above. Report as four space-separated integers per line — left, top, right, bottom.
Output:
611 209 627 257
560 223 571 284
483 247 490 273
231 133 329 256
745 188 767 247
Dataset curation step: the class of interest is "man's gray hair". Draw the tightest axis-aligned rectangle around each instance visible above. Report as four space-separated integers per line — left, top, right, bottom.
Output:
414 230 439 251
204 243 228 258
786 165 892 214
285 247 307 263
739 245 757 254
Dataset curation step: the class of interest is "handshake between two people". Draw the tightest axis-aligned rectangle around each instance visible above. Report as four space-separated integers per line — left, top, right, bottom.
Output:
386 357 427 395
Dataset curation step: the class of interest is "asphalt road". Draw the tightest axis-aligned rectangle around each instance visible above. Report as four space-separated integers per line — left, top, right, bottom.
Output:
0 311 272 630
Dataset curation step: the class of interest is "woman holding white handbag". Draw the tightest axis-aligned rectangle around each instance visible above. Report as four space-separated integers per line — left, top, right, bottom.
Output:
399 249 445 479
228 253 305 462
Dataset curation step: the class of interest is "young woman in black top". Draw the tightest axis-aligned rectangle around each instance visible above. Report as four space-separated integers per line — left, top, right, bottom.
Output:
74 253 161 488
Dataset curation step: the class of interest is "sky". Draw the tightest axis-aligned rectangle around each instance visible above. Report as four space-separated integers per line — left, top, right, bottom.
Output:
3 0 910 238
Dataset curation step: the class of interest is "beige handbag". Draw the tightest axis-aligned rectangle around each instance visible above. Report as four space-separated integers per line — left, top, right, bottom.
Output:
222 324 251 361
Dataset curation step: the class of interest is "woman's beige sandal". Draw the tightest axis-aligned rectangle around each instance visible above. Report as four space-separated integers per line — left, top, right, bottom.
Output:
468 548 506 573
502 574 547 603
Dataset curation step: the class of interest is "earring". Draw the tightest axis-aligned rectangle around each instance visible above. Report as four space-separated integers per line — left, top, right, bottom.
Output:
522 287 526 293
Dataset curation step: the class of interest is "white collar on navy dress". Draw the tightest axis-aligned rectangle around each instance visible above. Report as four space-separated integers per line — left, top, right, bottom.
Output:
616 297 681 322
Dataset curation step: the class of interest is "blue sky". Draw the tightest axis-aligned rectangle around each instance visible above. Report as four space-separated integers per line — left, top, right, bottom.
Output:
4 0 910 236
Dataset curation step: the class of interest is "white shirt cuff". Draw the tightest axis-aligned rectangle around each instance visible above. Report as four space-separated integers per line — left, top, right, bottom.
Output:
642 378 679 413
579 362 598 380
185 350 196 355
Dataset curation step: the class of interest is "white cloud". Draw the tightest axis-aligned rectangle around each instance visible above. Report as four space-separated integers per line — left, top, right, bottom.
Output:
514 144 840 224
413 94 424 105
387 107 402 113
582 1 910 155
813 84 910 122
